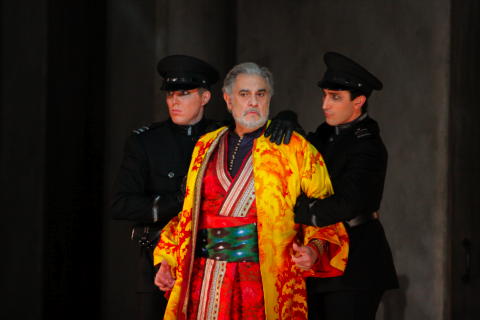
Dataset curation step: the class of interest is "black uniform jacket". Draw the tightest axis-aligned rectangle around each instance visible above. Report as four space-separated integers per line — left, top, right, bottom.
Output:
306 115 398 292
111 118 217 291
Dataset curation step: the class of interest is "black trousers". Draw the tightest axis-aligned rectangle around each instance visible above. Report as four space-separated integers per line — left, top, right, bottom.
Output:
308 290 384 320
136 290 168 320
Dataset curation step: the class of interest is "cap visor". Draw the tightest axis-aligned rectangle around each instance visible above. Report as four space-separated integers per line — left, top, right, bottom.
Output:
161 83 201 91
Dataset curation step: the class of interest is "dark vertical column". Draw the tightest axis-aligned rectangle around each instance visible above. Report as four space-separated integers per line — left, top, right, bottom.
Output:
449 0 480 318
42 1 106 319
0 1 48 319
102 1 158 318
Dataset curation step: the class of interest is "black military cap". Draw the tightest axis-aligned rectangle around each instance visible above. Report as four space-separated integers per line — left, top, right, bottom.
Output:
318 52 383 96
157 54 219 91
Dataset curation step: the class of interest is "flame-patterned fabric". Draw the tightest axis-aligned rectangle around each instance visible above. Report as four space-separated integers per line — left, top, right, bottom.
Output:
154 125 349 320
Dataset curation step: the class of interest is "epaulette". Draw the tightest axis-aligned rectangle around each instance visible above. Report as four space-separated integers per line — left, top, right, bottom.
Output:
354 127 372 139
132 125 151 135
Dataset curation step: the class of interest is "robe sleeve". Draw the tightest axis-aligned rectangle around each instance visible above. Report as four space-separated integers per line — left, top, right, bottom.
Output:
295 135 349 277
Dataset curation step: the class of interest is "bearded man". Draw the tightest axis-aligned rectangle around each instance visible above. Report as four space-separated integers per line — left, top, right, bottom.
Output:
153 62 349 320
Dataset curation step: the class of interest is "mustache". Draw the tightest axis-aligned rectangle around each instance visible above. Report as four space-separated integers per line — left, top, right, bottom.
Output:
243 108 260 116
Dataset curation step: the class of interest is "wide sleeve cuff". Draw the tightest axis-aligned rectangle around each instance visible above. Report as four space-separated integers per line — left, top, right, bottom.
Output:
301 222 349 278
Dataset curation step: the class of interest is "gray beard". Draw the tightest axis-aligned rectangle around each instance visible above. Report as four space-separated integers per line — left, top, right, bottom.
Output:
233 110 269 129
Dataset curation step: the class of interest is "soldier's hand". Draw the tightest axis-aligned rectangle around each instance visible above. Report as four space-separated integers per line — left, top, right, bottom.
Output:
291 241 318 270
265 118 293 145
264 110 305 145
154 260 175 291
294 193 318 226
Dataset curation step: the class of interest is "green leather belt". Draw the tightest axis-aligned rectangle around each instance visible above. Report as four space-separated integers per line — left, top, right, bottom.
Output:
197 223 259 262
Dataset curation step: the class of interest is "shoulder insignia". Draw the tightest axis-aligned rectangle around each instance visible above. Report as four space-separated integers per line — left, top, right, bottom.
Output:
354 127 372 139
132 125 151 135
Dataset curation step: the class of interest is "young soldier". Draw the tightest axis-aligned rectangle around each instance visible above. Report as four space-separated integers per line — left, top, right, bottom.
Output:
295 52 399 320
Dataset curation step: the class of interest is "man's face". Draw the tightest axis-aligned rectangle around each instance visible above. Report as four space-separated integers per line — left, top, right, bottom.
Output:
166 88 210 125
223 74 271 135
321 89 364 126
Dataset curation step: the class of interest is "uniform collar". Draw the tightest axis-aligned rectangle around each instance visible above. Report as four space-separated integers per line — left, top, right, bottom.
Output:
169 117 208 137
334 113 368 135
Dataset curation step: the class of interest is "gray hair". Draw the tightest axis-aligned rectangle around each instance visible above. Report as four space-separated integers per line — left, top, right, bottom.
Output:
222 62 274 96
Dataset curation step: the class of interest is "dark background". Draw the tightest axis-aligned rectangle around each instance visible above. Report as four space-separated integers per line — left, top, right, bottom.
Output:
1 1 479 319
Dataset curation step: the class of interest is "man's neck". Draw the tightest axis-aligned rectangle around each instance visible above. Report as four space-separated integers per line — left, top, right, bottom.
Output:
231 124 265 139
234 126 260 137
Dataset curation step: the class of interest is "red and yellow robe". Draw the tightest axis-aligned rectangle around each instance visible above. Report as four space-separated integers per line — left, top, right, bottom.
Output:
154 126 349 319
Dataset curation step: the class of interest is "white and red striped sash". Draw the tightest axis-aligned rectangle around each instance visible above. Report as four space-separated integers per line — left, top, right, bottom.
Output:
215 134 256 218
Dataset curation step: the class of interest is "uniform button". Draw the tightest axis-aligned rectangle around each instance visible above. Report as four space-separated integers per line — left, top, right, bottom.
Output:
168 172 175 178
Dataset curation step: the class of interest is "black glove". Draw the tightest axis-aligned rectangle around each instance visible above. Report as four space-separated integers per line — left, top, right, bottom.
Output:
294 193 318 226
264 110 305 145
